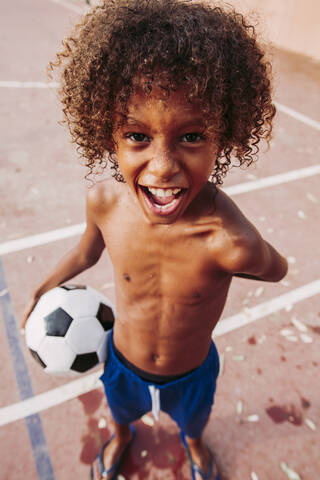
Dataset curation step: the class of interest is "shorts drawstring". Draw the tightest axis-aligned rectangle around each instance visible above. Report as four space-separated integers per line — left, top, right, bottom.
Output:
148 385 160 421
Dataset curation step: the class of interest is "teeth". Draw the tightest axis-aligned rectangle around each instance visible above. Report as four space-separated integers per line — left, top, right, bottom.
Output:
148 187 181 197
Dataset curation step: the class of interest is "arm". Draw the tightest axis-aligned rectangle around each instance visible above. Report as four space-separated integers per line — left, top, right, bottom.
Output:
215 220 288 283
233 240 288 282
21 187 106 328
213 190 288 283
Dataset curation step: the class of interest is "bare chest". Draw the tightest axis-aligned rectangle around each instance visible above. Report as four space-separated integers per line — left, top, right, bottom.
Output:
100 209 226 304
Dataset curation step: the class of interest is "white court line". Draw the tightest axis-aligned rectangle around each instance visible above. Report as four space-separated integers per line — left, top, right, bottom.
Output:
0 371 103 427
275 102 320 131
213 279 320 336
224 164 320 195
0 81 59 88
1 164 319 256
0 224 85 256
0 278 319 426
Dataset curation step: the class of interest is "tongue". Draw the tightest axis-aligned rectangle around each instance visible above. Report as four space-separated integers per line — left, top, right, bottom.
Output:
150 193 175 205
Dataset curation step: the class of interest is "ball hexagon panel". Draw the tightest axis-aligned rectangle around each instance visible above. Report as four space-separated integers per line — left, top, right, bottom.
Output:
97 331 110 363
38 336 76 372
58 289 101 319
66 316 105 354
44 308 73 336
25 313 47 351
71 352 99 373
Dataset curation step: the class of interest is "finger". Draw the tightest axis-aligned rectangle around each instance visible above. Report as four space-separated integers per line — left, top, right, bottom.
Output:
20 315 28 333
21 307 32 332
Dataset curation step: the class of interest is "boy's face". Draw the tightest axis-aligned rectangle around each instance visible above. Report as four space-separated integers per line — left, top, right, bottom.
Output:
113 86 219 224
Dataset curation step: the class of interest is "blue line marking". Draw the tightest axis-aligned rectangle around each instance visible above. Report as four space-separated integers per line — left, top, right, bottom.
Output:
0 258 55 480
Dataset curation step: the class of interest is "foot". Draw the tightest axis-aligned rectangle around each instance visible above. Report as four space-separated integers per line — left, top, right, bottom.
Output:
184 435 219 480
91 426 134 480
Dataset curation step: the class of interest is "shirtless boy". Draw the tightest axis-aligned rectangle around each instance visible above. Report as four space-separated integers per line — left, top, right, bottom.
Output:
22 1 288 479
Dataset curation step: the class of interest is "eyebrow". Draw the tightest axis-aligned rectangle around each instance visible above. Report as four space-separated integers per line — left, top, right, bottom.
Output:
124 116 206 129
124 117 147 127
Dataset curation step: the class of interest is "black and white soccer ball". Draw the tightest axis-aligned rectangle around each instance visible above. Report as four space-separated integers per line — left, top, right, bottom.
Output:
25 284 115 375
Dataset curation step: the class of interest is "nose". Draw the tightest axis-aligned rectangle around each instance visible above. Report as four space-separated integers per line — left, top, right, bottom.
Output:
147 142 180 181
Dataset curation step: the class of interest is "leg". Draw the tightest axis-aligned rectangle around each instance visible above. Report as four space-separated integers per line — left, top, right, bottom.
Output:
182 431 219 480
93 331 151 478
91 416 134 480
161 342 221 479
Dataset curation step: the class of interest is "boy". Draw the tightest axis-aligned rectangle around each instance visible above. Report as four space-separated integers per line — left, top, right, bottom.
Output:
22 1 288 479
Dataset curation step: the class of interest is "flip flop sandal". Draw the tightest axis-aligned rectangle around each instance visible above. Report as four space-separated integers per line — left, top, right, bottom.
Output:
90 425 135 480
180 430 220 480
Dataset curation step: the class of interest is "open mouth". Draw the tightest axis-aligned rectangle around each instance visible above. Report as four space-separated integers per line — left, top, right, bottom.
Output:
139 185 187 216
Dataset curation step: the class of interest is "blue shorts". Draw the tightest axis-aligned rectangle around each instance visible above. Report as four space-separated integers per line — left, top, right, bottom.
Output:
100 331 220 438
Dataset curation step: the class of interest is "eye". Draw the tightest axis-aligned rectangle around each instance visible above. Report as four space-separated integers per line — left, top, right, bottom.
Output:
126 132 150 143
180 133 204 143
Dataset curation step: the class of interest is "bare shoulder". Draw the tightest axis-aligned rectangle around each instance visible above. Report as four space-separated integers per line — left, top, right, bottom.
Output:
211 187 263 273
86 177 121 219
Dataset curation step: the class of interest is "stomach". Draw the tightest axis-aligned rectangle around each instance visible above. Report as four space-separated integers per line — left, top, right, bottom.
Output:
112 295 226 375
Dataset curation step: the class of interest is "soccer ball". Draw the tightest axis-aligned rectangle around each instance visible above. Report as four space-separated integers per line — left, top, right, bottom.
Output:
25 284 115 375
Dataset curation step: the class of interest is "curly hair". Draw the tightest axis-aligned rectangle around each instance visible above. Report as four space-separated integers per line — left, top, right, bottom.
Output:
49 0 276 184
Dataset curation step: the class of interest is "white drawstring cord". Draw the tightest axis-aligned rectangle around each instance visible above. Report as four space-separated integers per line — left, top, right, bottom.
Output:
148 385 160 421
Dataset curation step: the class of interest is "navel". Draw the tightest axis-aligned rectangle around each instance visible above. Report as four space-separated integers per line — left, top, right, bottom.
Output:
151 353 159 362
123 273 131 282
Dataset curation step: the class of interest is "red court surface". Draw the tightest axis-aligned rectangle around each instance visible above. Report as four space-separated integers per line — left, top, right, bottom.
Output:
0 1 320 479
